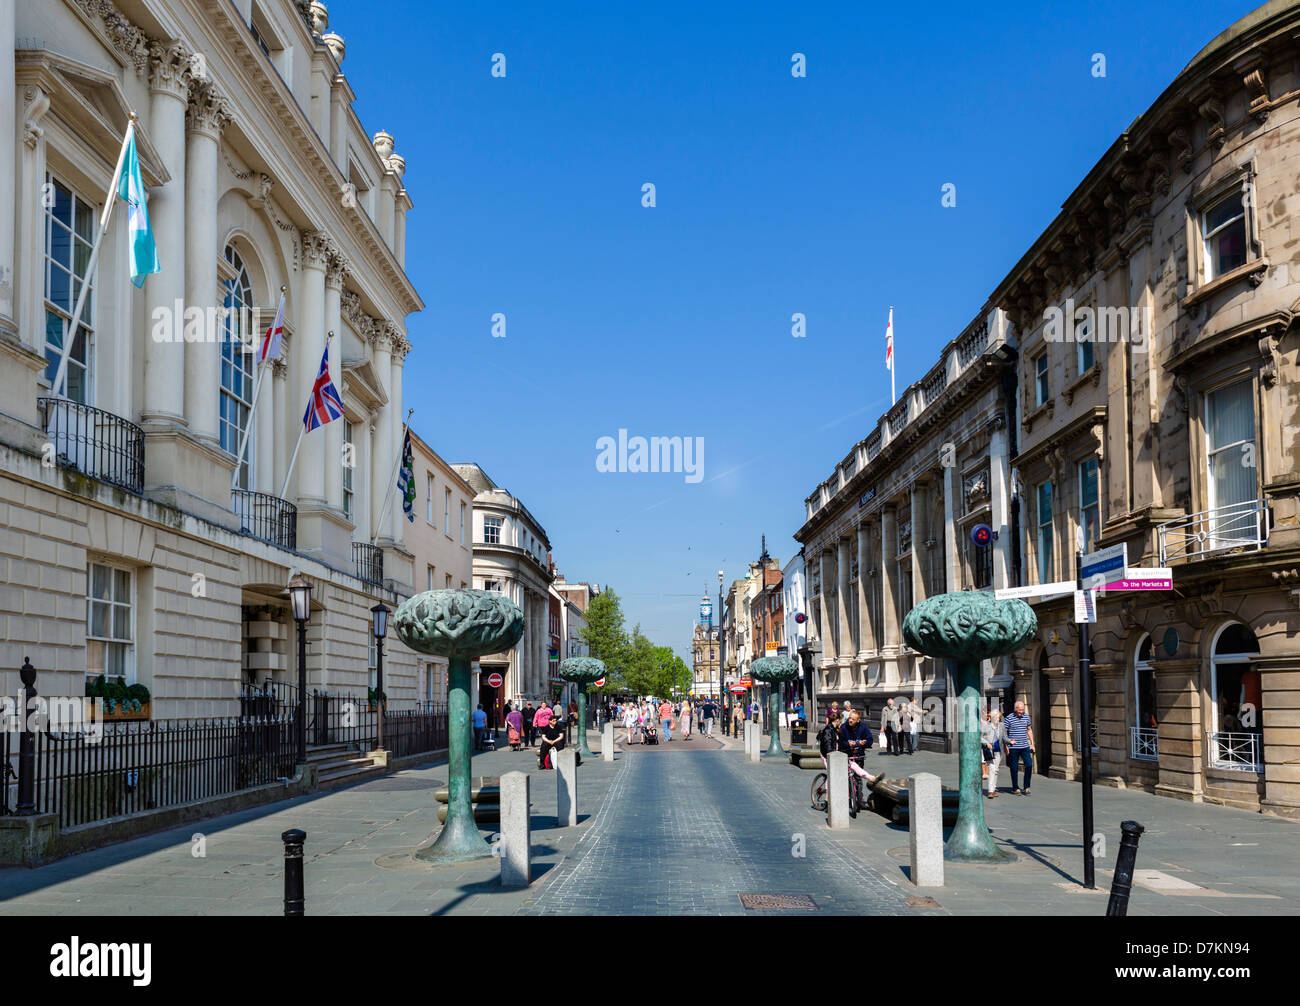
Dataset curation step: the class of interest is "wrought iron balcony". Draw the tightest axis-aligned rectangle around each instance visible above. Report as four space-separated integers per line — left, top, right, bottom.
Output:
1129 725 1158 760
37 397 144 494
353 541 384 586
1208 730 1262 772
232 489 297 551
1156 499 1269 565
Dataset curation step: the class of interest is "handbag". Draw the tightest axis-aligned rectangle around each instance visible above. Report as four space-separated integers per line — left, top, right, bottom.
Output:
981 761 989 780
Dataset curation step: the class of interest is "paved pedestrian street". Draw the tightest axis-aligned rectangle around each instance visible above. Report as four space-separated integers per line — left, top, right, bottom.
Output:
1 730 1296 916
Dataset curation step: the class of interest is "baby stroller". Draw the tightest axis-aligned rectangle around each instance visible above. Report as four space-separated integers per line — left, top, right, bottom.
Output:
642 721 659 745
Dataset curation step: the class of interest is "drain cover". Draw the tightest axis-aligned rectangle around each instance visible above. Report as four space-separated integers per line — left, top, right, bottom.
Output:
739 893 818 911
905 896 941 908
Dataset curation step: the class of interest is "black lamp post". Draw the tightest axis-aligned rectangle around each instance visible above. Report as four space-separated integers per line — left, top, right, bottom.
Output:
371 601 390 752
288 575 312 766
717 570 727 729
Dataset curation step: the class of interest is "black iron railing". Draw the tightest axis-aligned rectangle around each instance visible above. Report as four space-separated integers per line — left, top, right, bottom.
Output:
383 707 450 759
38 397 144 494
352 542 384 586
32 714 296 830
240 679 298 718
309 691 377 750
1 727 11 815
232 489 297 551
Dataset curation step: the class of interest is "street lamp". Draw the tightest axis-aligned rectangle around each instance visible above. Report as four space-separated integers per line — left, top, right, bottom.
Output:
371 600 390 752
717 570 727 730
287 574 312 766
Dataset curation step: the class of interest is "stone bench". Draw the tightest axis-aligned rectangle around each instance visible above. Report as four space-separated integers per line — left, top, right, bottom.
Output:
434 776 500 804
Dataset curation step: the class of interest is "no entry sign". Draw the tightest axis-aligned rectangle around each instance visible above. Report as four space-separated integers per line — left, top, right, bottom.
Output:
486 672 503 688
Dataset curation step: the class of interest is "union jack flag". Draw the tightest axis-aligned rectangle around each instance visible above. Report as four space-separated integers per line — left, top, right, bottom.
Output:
302 343 344 432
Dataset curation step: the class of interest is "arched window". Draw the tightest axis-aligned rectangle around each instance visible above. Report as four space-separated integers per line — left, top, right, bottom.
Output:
1132 634 1157 759
221 245 256 489
1209 623 1261 770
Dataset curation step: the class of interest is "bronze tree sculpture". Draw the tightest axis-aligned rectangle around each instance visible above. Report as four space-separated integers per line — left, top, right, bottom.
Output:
393 588 524 862
902 590 1036 862
558 656 605 758
749 655 800 756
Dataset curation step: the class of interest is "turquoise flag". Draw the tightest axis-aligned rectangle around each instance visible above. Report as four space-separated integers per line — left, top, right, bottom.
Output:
117 128 159 288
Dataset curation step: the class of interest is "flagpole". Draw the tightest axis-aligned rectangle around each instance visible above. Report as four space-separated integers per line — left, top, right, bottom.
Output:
279 330 333 501
889 305 896 405
51 115 136 399
232 285 286 489
372 408 414 545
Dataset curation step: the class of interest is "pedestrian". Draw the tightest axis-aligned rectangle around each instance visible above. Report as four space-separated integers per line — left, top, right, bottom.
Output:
880 698 901 755
898 700 915 755
731 702 744 738
1005 700 1035 795
472 703 488 751
838 709 874 816
828 701 841 728
522 702 536 747
702 699 715 736
659 697 675 741
538 715 566 770
910 700 920 752
533 702 553 737
623 702 639 744
505 704 524 751
681 698 693 740
982 708 1007 797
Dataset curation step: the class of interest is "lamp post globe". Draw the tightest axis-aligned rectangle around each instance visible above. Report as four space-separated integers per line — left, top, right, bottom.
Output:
286 575 312 767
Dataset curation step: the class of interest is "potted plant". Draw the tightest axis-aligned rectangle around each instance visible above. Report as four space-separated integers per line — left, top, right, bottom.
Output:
102 678 151 721
367 686 387 710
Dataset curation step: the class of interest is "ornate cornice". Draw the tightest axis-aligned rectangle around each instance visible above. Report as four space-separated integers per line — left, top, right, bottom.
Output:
22 86 50 150
324 245 349 290
301 231 336 271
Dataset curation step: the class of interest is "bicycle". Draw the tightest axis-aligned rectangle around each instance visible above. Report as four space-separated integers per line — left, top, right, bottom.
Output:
811 753 872 816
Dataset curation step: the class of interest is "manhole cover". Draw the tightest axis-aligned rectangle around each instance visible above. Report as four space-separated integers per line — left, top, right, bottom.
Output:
905 896 941 908
739 894 818 911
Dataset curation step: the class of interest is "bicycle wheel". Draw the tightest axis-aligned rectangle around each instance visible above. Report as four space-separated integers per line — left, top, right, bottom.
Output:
811 772 828 811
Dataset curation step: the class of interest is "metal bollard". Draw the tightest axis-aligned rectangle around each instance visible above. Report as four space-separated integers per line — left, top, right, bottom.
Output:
282 828 306 916
1105 820 1144 917
16 658 37 815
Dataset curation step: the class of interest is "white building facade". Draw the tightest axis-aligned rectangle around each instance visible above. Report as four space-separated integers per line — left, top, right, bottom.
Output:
0 0 422 715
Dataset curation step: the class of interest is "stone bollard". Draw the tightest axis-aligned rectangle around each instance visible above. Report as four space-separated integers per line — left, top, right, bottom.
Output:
907 773 944 887
556 748 578 827
602 722 614 762
827 752 850 829
499 771 531 887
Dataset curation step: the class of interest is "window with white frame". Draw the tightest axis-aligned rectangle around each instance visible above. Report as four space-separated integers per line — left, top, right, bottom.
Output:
1036 482 1054 583
484 516 503 545
427 563 435 592
484 579 502 593
1078 456 1100 552
444 488 450 530
460 502 467 545
44 175 97 403
1034 352 1049 407
1209 623 1262 770
426 472 434 524
446 573 453 589
1202 189 1248 281
220 246 256 489
86 561 133 690
1133 634 1157 738
1205 379 1256 514
342 420 355 521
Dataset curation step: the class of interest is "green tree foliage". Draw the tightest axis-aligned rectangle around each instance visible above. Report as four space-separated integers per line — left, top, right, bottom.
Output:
575 589 695 699
579 587 629 688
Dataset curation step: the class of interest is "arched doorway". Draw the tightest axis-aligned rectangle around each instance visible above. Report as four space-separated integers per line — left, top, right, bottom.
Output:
1132 634 1157 759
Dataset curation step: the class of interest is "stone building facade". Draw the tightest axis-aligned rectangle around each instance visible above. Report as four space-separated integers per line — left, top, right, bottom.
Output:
795 312 1020 746
0 0 422 717
691 619 719 697
452 463 554 714
997 0 1300 817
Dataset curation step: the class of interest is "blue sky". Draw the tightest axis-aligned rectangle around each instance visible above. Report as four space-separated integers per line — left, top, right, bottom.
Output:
336 0 1260 659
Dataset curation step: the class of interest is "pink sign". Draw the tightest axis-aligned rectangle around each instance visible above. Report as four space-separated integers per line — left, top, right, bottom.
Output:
1104 576 1173 591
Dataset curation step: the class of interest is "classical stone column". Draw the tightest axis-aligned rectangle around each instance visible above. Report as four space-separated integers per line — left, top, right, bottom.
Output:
183 82 229 450
818 549 835 666
989 422 1010 590
296 233 330 504
368 326 393 539
255 352 275 491
1152 657 1205 803
911 484 928 605
387 330 409 537
836 536 851 667
323 255 347 511
372 131 397 245
270 359 287 493
856 523 873 660
0 0 16 335
16 87 49 356
1044 664 1078 781
143 42 190 430
880 506 899 661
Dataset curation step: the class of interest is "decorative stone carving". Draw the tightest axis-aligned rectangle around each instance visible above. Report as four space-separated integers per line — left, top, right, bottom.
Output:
372 130 394 161
963 468 989 510
186 79 231 138
1169 123 1193 173
301 231 334 271
22 87 50 150
322 31 345 64
1197 95 1225 151
393 589 525 863
148 40 193 97
902 591 1036 863
257 173 275 203
1243 66 1269 122
388 153 406 181
324 245 349 290
76 0 150 77
307 1 328 35
898 520 913 555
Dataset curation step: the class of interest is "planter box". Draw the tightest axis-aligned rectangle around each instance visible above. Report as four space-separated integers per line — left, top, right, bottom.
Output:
102 701 150 722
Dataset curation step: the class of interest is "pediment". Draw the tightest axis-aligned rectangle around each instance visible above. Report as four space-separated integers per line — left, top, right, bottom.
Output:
341 357 389 411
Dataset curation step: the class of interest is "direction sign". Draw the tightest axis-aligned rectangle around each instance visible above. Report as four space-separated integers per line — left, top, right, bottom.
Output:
994 581 1075 601
1073 589 1096 624
486 672 503 688
594 677 605 687
1100 568 1173 591
1080 543 1127 586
